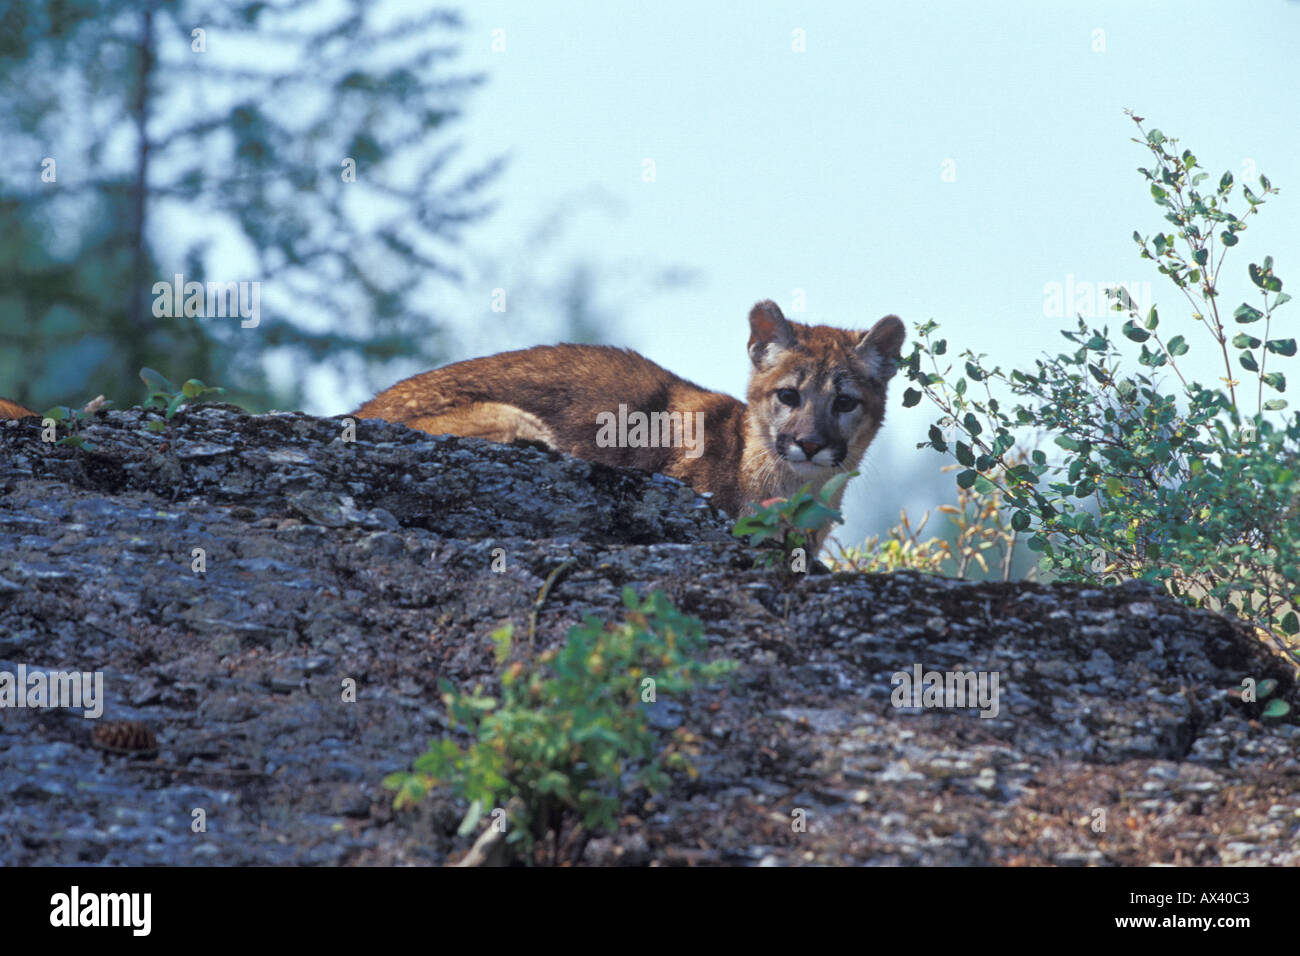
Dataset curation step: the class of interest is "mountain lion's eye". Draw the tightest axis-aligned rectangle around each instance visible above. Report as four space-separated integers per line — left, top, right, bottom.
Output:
832 395 860 414
776 388 800 407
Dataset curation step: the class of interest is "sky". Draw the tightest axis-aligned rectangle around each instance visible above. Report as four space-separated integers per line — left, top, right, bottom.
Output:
317 0 1300 544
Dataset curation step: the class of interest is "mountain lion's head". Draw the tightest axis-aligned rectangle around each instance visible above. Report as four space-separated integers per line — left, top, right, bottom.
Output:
744 299 905 483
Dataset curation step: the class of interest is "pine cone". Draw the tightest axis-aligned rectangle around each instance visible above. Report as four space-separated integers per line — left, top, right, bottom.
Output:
91 721 158 755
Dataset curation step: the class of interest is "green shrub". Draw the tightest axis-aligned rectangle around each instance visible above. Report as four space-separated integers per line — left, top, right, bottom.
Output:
384 588 736 860
731 471 854 571
140 367 226 433
902 112 1299 661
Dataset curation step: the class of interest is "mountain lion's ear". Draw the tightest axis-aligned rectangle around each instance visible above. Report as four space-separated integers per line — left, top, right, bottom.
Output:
856 315 906 381
748 300 798 369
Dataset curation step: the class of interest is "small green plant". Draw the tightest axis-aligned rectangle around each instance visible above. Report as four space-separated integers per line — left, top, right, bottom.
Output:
731 471 855 569
384 588 736 863
901 113 1300 662
1227 677 1291 720
140 367 226 439
39 402 105 450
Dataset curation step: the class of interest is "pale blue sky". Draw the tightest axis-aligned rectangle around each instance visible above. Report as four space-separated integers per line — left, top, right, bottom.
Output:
324 0 1300 541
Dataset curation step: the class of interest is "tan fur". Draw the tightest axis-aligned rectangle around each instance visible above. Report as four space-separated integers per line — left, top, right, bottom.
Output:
404 403 557 446
0 398 36 420
354 300 905 551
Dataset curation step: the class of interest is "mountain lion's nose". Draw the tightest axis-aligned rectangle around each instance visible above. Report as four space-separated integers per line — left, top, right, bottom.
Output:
796 439 823 459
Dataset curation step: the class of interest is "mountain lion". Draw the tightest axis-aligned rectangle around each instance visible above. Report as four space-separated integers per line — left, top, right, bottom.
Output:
354 300 905 551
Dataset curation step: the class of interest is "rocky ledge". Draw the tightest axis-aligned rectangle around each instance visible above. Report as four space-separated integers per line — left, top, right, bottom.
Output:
0 404 1296 865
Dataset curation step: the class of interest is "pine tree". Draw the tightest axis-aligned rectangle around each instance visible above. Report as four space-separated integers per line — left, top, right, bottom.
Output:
0 0 499 411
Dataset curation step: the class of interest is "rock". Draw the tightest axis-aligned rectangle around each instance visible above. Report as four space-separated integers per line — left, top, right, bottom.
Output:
0 404 1296 866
